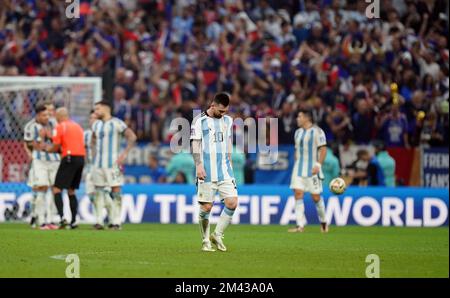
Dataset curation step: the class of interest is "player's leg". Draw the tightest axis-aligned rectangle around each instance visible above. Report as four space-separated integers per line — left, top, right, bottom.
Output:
110 186 122 229
86 171 103 229
35 186 48 229
197 180 215 251
289 175 307 232
288 189 306 232
107 165 124 230
53 158 77 228
50 162 60 225
211 180 238 252
310 176 328 233
27 163 37 228
92 167 107 229
93 187 106 229
32 160 51 229
66 157 85 228
45 161 59 229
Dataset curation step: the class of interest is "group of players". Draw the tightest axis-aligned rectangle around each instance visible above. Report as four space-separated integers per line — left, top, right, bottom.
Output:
24 92 329 252
24 101 136 231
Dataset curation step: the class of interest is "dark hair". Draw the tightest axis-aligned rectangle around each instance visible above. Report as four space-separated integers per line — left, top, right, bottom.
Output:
95 100 112 110
213 92 230 107
35 104 47 114
90 109 95 115
298 108 313 121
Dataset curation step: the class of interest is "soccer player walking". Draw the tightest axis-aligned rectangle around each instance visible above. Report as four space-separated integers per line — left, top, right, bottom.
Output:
288 109 329 233
191 92 238 252
91 101 137 230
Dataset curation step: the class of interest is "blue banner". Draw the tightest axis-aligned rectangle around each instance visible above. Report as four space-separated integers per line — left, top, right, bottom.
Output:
0 183 448 227
250 145 294 185
422 147 449 188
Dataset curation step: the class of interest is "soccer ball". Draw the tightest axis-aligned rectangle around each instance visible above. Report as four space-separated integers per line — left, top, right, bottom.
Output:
329 177 346 195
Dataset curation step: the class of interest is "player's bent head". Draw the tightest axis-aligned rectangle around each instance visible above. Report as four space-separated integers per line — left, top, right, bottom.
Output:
210 92 230 118
35 103 49 124
94 100 112 117
213 92 230 107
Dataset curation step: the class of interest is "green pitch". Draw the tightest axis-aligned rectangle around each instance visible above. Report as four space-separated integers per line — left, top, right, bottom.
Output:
0 223 448 278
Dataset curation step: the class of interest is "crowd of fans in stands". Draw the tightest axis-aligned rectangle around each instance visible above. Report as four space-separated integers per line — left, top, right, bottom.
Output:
1 0 448 151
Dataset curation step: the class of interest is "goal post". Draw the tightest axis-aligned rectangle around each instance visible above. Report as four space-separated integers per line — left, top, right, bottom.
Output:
0 76 102 187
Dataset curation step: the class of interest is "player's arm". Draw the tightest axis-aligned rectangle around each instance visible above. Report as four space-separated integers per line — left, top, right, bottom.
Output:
312 129 327 175
45 125 61 153
191 139 206 180
190 118 206 180
227 120 233 168
23 142 34 159
117 128 137 167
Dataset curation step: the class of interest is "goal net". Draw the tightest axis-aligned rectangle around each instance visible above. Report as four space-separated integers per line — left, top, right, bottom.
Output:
0 76 102 192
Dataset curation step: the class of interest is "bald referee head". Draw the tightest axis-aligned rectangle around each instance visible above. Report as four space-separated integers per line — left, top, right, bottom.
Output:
55 107 70 123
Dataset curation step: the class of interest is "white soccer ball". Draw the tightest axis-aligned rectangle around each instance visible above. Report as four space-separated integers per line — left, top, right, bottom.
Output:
329 177 346 195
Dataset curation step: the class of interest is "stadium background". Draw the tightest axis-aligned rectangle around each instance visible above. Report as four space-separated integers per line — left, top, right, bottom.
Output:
0 0 448 226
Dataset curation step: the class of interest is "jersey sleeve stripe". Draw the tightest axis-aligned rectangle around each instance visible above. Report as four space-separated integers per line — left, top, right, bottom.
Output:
201 118 211 182
307 129 314 176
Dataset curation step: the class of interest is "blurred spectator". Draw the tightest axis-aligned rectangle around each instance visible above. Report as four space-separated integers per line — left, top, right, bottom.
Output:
359 149 386 186
166 151 196 185
378 103 410 148
374 141 396 187
277 101 296 144
352 99 375 144
347 149 370 186
0 0 447 150
146 155 167 184
322 147 340 188
231 146 246 185
173 171 188 184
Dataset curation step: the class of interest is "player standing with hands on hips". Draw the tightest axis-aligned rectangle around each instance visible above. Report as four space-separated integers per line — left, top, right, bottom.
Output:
288 109 329 233
191 92 238 252
44 107 86 229
91 101 137 230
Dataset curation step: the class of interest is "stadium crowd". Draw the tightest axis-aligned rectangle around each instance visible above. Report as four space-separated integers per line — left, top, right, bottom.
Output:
0 0 449 185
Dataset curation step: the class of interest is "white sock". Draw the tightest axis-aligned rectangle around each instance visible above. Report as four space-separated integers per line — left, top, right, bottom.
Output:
45 191 56 224
198 208 211 242
104 191 114 225
295 199 305 227
215 206 235 237
94 190 105 225
111 192 122 226
30 192 37 218
315 198 326 223
35 191 46 226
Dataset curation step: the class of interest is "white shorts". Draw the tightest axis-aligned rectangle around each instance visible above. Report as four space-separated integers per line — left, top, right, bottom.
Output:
197 179 238 203
27 159 60 188
290 174 323 195
92 166 124 188
85 172 96 195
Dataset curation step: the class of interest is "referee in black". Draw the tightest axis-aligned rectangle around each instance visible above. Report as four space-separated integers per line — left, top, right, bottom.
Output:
43 107 86 229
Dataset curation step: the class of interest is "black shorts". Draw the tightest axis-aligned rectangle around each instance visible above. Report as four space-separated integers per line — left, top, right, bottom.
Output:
54 156 85 190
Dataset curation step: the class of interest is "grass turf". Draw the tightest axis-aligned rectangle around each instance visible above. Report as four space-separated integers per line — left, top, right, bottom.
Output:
0 223 448 278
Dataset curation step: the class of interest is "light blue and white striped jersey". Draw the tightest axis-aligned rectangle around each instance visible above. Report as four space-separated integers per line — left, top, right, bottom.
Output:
23 118 61 162
294 125 327 177
191 112 234 182
84 130 93 165
92 118 128 169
